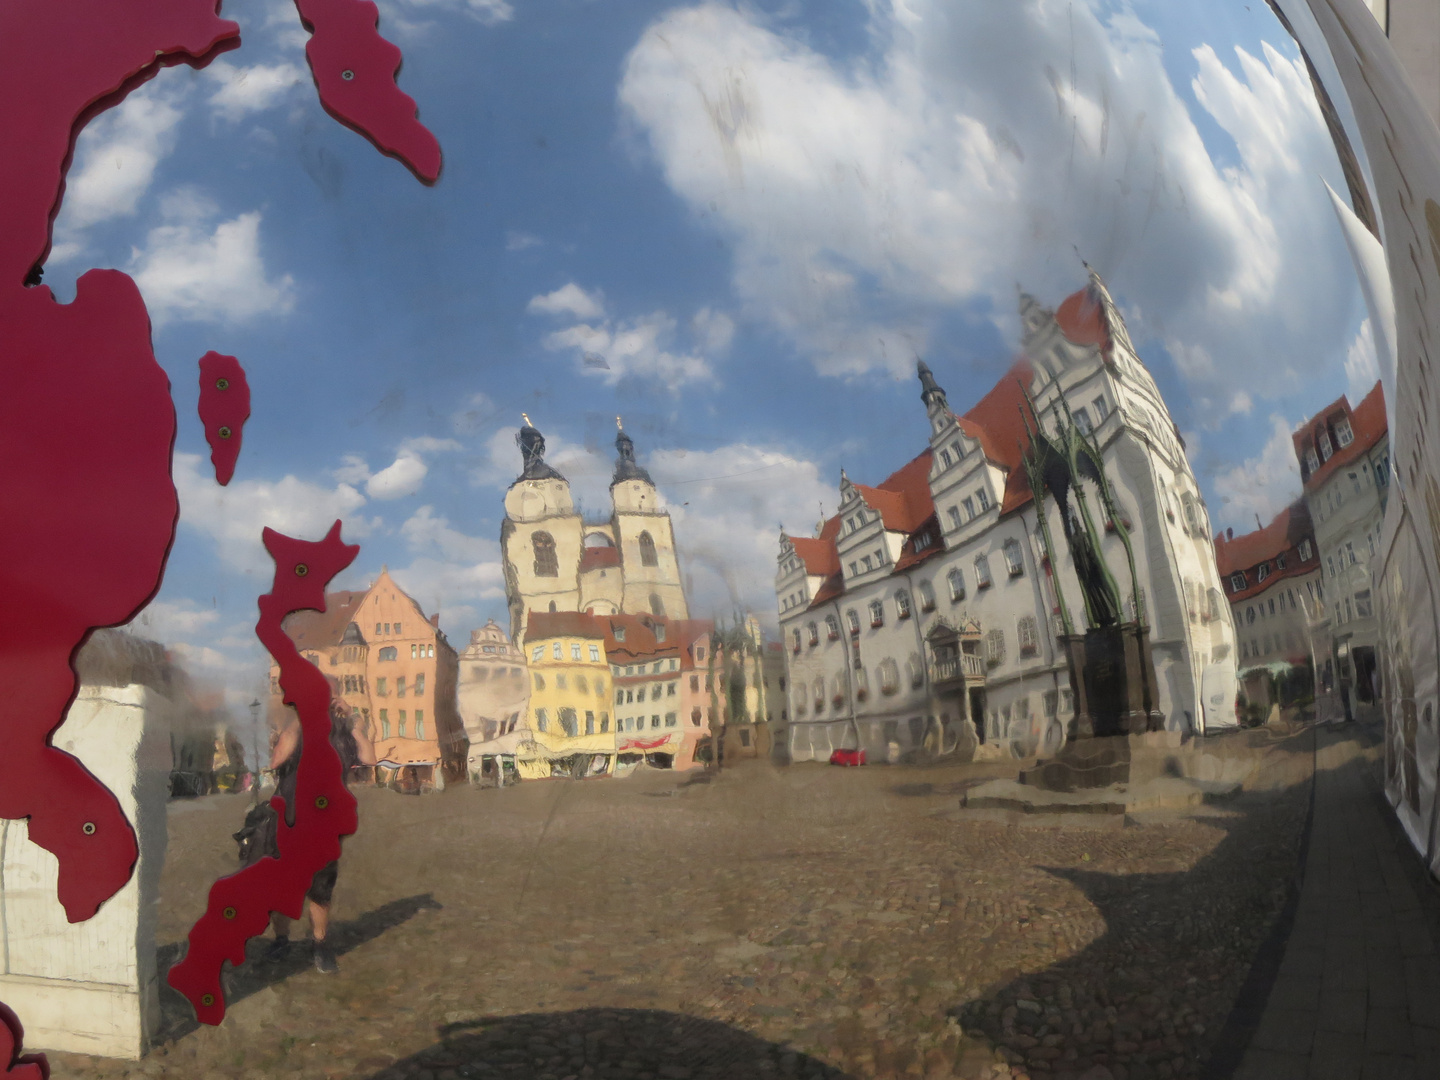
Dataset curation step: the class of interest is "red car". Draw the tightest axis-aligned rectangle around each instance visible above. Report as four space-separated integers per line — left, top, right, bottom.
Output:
829 748 867 767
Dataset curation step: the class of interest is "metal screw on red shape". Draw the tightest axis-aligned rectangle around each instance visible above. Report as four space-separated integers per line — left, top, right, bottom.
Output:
342 69 354 80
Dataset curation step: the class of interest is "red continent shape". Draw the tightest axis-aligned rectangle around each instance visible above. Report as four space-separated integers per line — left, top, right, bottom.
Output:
198 352 251 486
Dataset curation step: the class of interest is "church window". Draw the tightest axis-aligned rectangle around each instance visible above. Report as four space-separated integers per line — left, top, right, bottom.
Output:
650 593 665 617
532 531 559 577
947 568 966 602
638 531 659 567
1003 538 1024 577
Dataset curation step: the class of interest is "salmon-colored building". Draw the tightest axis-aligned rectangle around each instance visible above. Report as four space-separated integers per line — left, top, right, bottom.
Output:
268 568 466 790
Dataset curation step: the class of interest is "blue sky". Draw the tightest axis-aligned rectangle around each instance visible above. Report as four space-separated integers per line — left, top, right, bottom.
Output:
49 0 1375 708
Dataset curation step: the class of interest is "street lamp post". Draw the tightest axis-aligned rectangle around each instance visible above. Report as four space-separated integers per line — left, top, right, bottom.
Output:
249 698 262 806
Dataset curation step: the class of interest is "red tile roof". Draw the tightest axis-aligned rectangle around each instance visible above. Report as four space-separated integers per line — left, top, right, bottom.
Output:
1292 381 1387 492
526 610 609 641
603 614 715 668
1214 501 1318 603
1055 284 1110 351
894 513 944 572
954 358 1037 514
852 450 935 534
579 545 621 573
790 534 840 577
282 590 367 650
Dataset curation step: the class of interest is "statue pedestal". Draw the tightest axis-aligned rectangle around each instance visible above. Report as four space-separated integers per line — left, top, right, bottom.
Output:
1063 623 1164 741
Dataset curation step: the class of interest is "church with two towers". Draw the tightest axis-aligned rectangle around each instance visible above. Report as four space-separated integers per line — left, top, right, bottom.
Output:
500 419 690 646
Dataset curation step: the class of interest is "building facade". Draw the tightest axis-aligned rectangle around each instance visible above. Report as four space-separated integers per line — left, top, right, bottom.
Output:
456 619 529 780
517 610 614 777
1292 383 1390 718
501 419 690 647
1215 502 1323 717
776 273 1238 763
268 568 466 788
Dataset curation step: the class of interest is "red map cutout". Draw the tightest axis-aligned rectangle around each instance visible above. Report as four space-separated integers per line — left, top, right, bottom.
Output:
294 0 443 183
198 352 251 486
0 1004 48 1080
167 522 361 1025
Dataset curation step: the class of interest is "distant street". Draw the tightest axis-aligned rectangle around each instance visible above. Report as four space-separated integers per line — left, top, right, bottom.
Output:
53 733 1313 1080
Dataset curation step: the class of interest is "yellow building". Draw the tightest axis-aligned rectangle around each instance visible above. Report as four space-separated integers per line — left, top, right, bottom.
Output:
516 611 616 778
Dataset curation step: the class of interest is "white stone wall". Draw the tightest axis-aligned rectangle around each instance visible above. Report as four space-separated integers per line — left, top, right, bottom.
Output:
0 685 170 1059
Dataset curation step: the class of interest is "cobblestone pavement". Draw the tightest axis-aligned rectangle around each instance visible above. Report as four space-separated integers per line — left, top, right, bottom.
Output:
51 731 1313 1080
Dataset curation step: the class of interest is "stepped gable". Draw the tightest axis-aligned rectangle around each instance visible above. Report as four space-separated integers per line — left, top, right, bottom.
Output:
1055 281 1110 351
951 358 1037 515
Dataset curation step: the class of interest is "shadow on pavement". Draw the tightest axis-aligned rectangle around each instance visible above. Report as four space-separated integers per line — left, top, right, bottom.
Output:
362 1007 852 1080
154 892 443 1043
945 731 1317 1080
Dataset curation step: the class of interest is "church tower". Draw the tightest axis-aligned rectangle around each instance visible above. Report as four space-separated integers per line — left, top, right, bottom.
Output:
610 419 689 620
500 417 584 644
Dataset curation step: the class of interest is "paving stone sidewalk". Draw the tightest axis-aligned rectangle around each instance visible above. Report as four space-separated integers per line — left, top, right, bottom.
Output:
1234 726 1440 1080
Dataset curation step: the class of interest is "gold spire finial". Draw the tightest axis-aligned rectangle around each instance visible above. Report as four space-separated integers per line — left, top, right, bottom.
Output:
521 412 532 426
616 415 623 431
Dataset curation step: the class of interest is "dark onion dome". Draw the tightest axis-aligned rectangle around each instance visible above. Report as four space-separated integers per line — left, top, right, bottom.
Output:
612 418 654 486
515 415 565 482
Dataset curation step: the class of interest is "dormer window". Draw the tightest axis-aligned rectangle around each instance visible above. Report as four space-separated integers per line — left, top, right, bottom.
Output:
1257 563 1270 583
1318 429 1333 462
1335 415 1354 448
614 627 626 642
1229 572 1245 592
1276 553 1287 571
1299 539 1313 561
1305 448 1319 475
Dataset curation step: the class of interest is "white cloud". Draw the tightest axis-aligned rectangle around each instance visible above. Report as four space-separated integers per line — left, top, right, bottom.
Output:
127 598 221 641
451 392 499 435
1345 317 1380 403
377 0 514 29
618 1 1358 405
388 506 506 634
1212 414 1302 531
338 436 463 501
528 282 605 320
542 311 717 389
174 452 375 575
206 60 306 122
692 307 736 354
506 230 543 251
129 192 296 327
649 443 832 622
50 83 187 258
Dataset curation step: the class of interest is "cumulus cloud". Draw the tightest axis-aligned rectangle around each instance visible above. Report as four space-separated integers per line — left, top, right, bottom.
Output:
337 436 463 501
506 230 543 251
49 82 188 260
542 312 717 389
470 425 614 509
205 59 306 121
1345 317 1381 403
618 0 1358 407
528 282 605 320
388 506 506 634
648 444 833 623
127 598 221 641
174 452 375 575
129 190 296 327
1212 414 1302 531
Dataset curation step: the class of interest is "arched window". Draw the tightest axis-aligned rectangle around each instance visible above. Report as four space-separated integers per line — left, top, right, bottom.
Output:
378 646 397 661
917 580 936 611
974 554 993 588
532 531 558 577
869 600 884 627
947 568 966 602
895 590 912 618
831 674 845 705
812 677 825 710
1017 615 1039 657
807 621 819 645
879 659 900 695
985 628 1005 666
825 614 840 639
638 531 658 567
855 667 869 699
907 654 924 688
846 609 861 635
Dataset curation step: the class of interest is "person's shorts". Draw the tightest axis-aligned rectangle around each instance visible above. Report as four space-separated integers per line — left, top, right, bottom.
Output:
307 860 339 906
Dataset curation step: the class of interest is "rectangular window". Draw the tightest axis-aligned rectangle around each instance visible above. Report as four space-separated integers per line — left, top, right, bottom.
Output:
535 708 548 732
849 561 859 576
1277 553 1287 570
977 488 991 511
600 713 609 733
589 645 600 662
616 689 625 704
398 711 407 737
651 715 661 729
1300 539 1313 561
384 623 390 634
585 711 595 735
626 689 634 703
414 673 425 695
1092 395 1108 420
572 643 582 660
556 674 567 690
861 555 873 571
1073 407 1092 435
532 645 544 662
948 506 962 529
1346 542 1357 565
940 448 952 467
690 675 699 692
376 677 388 696
375 622 382 636
396 676 407 697
394 623 401 636
411 644 418 659
665 712 676 728
667 682 676 696
414 712 424 739
552 642 563 659
1355 590 1373 618
380 712 390 738
962 496 975 520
